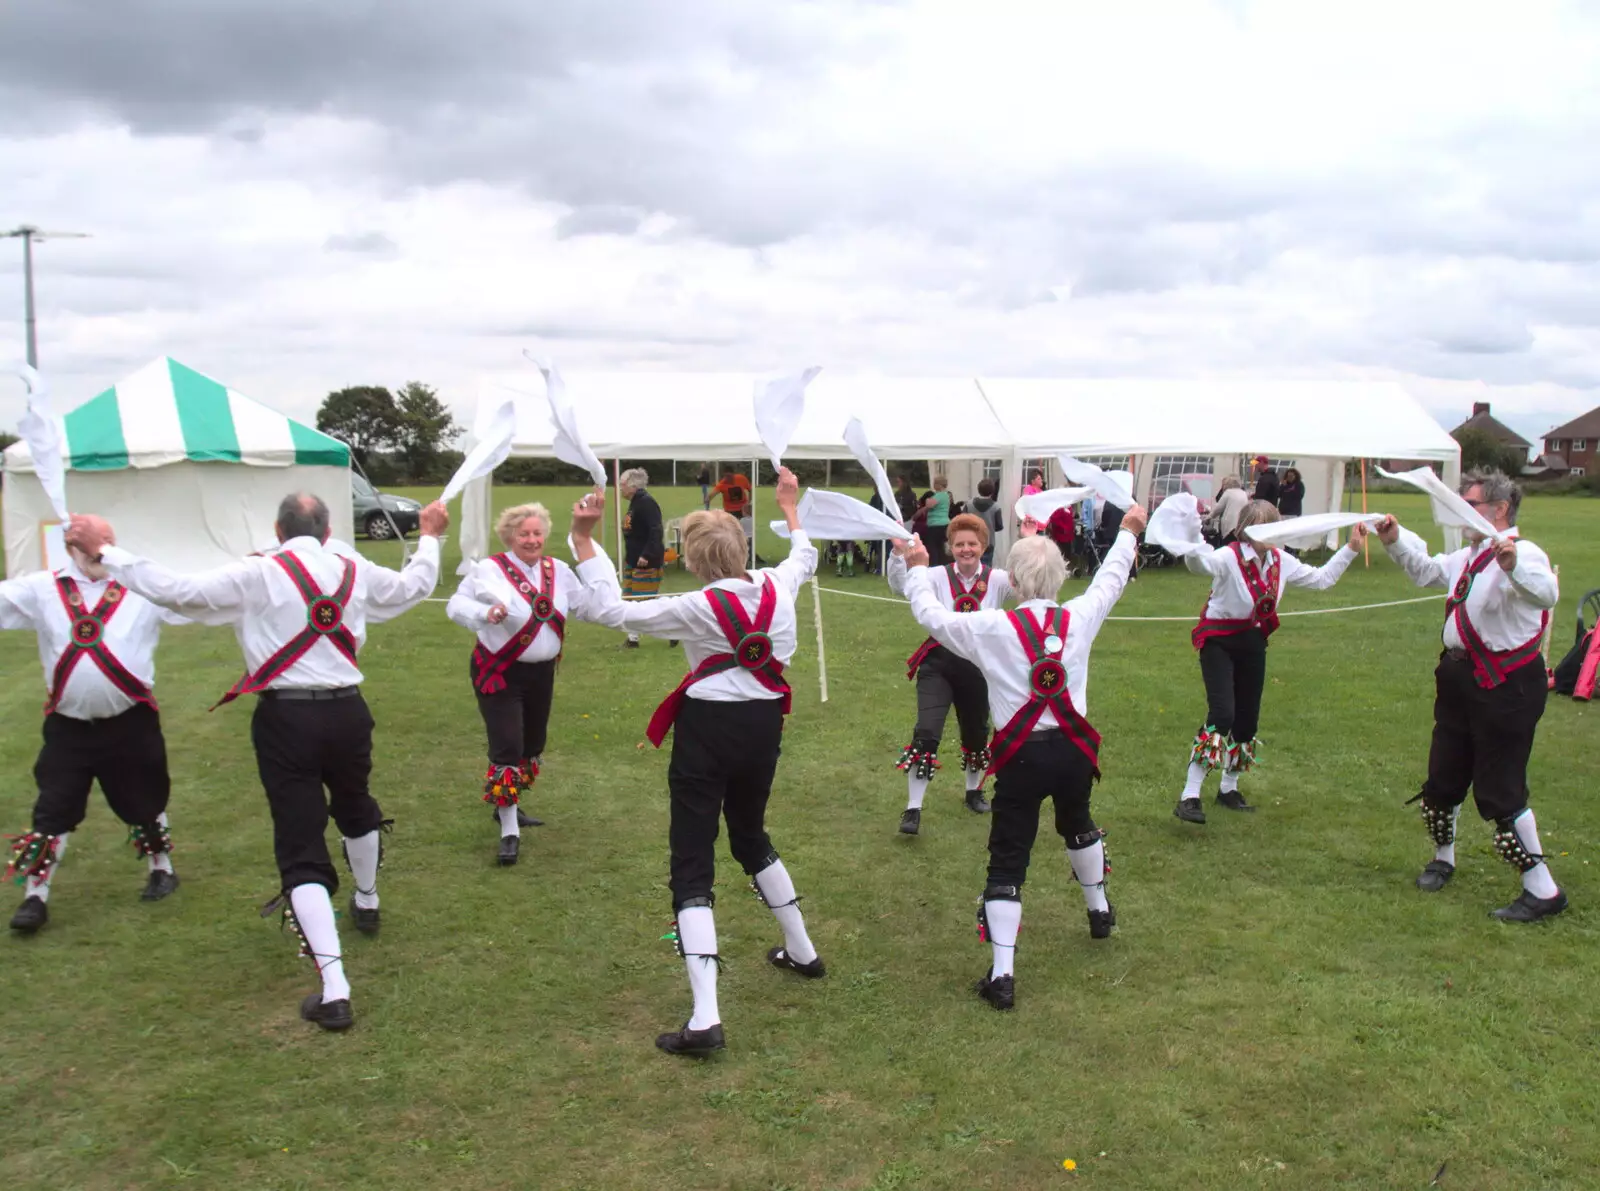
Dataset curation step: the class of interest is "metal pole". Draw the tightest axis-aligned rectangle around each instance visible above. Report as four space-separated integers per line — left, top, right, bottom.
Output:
22 230 37 368
614 458 624 580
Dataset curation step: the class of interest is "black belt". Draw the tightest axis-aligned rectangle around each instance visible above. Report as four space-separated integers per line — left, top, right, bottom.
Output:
1442 647 1470 663
259 686 361 701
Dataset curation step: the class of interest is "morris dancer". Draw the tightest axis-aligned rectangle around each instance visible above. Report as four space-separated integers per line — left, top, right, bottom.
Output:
899 506 1145 1010
1376 470 1566 920
67 494 445 1030
887 512 1012 833
3 517 183 934
567 470 825 1056
1175 501 1363 824
447 502 603 865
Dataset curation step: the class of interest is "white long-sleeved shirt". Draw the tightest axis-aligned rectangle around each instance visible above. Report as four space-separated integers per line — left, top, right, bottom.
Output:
1385 527 1557 651
1186 540 1358 621
0 561 187 720
99 535 441 690
905 530 1138 729
572 534 818 702
886 552 1013 610
446 552 598 664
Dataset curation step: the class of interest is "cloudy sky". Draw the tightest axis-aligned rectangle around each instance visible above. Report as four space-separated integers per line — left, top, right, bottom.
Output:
3 0 1599 445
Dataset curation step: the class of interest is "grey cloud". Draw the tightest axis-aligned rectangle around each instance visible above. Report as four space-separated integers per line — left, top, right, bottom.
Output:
324 231 399 255
554 206 645 239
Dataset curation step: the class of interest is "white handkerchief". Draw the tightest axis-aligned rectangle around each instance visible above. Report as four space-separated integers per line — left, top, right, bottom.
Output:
8 362 69 520
754 367 821 470
1014 486 1094 523
442 394 517 504
1058 456 1134 510
1145 493 1208 557
1376 466 1502 541
1243 511 1384 549
843 416 902 523
525 352 607 487
770 489 910 541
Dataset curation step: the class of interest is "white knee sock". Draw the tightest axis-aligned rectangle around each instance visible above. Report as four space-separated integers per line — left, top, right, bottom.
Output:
754 860 818 964
1220 769 1240 794
1511 809 1560 899
983 898 1021 979
1435 805 1462 866
965 766 984 793
497 804 521 838
906 774 931 811
343 829 381 910
676 905 720 1029
289 883 351 1002
1068 842 1110 912
148 813 174 873
1181 762 1206 800
24 833 68 903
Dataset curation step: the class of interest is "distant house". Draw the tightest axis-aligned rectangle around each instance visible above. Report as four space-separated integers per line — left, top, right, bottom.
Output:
1452 401 1533 454
1542 406 1600 478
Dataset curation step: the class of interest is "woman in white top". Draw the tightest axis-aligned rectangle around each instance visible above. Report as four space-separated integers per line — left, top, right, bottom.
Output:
448 503 601 867
1175 500 1365 823
900 505 1146 1012
566 470 826 1058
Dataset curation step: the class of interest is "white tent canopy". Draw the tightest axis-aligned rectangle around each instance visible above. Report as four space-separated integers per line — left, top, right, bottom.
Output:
459 372 1016 564
4 357 353 575
976 378 1462 549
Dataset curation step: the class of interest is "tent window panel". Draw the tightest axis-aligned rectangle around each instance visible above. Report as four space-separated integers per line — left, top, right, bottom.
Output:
1022 457 1053 485
1077 454 1129 471
1152 455 1214 478
1265 458 1296 471
981 458 1004 483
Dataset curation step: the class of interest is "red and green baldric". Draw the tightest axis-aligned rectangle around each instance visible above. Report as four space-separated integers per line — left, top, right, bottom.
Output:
906 564 991 679
471 554 565 694
213 553 357 708
1447 547 1548 690
1191 543 1281 650
646 577 789 747
46 577 156 715
986 606 1101 776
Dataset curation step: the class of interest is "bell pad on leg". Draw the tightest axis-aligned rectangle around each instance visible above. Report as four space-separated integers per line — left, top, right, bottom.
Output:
482 764 525 807
960 745 992 774
1493 817 1542 873
128 821 173 859
1190 727 1228 771
1225 736 1261 773
1420 799 1457 847
895 743 940 781
5 831 64 885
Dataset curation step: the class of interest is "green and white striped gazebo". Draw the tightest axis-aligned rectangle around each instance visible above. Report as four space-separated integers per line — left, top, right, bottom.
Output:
5 357 354 575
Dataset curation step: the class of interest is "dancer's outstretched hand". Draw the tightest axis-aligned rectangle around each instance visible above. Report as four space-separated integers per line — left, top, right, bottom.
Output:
1374 515 1400 544
1120 504 1148 536
904 536 930 568
774 466 800 513
571 488 604 538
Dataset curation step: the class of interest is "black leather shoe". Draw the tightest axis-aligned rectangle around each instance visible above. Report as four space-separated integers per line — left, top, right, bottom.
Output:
1216 789 1255 812
1088 903 1116 939
1416 859 1455 893
140 870 180 901
498 835 520 866
1492 889 1569 922
348 894 381 936
655 1021 725 1056
1174 798 1206 824
768 945 826 978
9 895 47 934
516 809 543 828
299 993 354 1031
964 788 992 814
975 971 1015 1011
898 808 921 835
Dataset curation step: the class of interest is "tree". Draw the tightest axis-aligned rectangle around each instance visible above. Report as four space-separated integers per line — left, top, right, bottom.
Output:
393 381 460 482
0 431 17 453
1452 426 1529 479
316 386 402 468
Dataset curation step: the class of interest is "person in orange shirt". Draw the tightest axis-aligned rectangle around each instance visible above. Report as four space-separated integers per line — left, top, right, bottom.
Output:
712 470 751 518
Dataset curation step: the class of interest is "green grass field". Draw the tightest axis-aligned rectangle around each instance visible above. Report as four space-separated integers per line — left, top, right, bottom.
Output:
4 486 1598 1191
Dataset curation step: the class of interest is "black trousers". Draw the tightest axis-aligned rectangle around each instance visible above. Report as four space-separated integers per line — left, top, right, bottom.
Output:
1422 652 1547 821
924 524 949 567
474 658 556 766
1198 629 1268 742
912 648 990 752
31 705 171 836
665 698 784 909
986 732 1097 889
250 692 385 894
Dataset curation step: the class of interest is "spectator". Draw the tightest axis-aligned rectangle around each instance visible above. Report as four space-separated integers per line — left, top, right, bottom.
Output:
969 478 1005 566
696 463 712 510
1208 475 1249 542
894 474 919 523
1253 465 1280 507
922 475 953 566
1046 504 1076 564
1278 467 1306 518
620 468 668 648
1023 468 1046 496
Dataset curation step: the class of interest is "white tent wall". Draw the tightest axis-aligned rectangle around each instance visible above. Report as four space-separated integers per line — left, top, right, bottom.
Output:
459 373 1014 566
3 462 353 574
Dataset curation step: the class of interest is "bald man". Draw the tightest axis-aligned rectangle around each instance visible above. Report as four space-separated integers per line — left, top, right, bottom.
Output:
2 516 187 934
